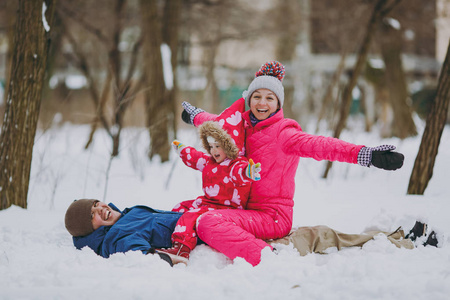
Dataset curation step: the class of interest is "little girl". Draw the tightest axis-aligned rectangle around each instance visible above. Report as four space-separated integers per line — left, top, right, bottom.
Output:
157 98 261 264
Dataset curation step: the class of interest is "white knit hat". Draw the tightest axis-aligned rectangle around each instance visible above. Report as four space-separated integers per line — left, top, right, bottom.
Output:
243 61 285 107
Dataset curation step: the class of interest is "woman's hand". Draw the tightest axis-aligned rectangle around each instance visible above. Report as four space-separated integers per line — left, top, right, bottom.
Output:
358 145 404 170
181 101 204 125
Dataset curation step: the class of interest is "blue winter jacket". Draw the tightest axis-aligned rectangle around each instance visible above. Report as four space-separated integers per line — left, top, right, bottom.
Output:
73 203 186 258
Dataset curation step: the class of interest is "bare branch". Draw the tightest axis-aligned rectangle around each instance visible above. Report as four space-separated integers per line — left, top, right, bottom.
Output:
64 27 113 137
124 36 143 87
57 2 109 45
380 0 402 17
109 0 126 90
85 68 114 149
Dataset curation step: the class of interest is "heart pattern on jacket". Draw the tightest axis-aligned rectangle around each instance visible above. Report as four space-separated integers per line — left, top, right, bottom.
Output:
226 111 242 126
174 224 187 233
196 157 206 171
204 184 220 197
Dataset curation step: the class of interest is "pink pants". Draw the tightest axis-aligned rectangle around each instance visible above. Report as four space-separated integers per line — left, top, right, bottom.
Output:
196 209 288 266
171 200 225 250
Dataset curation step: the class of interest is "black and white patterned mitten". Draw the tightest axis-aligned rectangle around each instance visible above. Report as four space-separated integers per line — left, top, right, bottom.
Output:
181 101 205 125
357 145 404 170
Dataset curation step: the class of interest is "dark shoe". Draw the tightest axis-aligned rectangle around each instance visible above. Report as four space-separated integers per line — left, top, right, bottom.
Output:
147 248 173 267
156 242 191 265
405 221 427 241
423 231 438 247
157 252 174 266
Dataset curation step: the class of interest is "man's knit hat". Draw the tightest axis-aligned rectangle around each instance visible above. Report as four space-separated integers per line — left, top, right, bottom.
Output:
243 61 285 107
65 199 97 237
199 98 246 160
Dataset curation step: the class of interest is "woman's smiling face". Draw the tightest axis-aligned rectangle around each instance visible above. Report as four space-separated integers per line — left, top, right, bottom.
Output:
249 89 279 120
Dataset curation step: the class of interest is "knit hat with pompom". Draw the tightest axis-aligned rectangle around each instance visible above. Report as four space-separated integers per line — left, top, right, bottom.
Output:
243 61 285 107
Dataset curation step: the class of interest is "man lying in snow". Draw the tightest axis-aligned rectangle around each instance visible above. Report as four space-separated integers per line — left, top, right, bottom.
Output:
64 199 439 266
64 199 189 266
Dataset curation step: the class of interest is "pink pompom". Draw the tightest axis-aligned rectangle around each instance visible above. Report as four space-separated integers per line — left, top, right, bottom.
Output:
255 61 285 82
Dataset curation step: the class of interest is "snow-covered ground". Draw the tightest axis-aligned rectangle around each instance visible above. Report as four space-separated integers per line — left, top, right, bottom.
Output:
1 119 449 300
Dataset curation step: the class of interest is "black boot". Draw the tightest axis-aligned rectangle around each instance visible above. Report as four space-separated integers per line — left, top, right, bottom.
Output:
423 231 438 247
405 221 427 241
147 248 174 267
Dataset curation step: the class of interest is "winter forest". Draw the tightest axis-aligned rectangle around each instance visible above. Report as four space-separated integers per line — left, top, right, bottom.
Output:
1 0 450 299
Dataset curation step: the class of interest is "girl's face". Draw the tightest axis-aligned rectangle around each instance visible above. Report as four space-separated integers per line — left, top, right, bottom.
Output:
249 89 280 120
91 201 121 230
209 142 227 163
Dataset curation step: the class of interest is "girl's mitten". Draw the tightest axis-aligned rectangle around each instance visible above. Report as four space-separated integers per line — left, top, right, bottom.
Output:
246 159 262 181
172 140 186 154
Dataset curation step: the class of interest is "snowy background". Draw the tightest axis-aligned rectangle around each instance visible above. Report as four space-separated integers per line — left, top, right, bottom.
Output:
1 118 449 300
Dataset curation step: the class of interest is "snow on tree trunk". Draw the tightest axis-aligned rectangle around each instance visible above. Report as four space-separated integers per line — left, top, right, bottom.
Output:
0 0 55 210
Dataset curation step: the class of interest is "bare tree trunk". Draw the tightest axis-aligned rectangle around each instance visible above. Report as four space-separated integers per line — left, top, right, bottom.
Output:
316 50 347 133
364 61 392 136
140 0 170 162
162 0 181 138
201 5 224 115
407 40 450 195
85 69 113 150
1 0 18 107
379 19 417 139
203 42 220 113
274 0 302 120
41 5 65 131
323 0 401 178
108 0 130 157
0 0 55 210
358 85 369 130
359 75 378 132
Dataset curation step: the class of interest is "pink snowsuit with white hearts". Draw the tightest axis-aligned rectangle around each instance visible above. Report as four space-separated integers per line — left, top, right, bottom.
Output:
194 101 364 266
171 146 251 250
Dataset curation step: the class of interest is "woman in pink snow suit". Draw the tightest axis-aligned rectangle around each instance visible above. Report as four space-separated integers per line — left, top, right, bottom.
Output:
181 61 404 266
157 98 262 264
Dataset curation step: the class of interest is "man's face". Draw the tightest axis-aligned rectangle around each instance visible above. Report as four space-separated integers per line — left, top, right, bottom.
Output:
91 201 121 230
